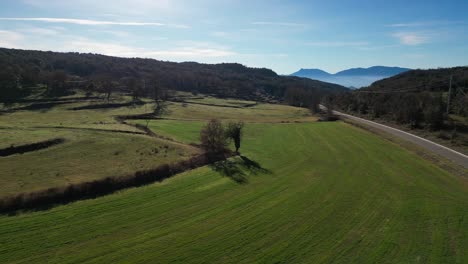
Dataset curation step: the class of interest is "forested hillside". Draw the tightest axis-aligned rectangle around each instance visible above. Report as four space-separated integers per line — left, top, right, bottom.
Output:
331 67 468 152
364 67 468 92
0 48 346 104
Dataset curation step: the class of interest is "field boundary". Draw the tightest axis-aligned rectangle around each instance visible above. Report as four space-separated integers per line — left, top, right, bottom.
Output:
0 138 65 157
115 115 194 145
0 152 233 214
69 101 145 110
172 99 258 109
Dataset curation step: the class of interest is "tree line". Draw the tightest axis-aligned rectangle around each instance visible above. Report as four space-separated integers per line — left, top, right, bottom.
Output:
329 67 468 131
0 48 346 105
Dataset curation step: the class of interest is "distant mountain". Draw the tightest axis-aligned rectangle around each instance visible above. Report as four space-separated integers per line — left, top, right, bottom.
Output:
335 66 410 77
292 68 331 78
291 66 411 88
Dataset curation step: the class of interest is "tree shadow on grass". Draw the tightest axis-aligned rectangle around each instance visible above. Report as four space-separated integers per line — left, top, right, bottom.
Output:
209 155 271 184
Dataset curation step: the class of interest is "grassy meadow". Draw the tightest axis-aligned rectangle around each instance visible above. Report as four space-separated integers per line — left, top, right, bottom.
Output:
0 93 467 263
0 95 200 195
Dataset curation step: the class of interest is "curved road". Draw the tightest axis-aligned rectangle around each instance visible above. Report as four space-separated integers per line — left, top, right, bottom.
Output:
320 105 468 169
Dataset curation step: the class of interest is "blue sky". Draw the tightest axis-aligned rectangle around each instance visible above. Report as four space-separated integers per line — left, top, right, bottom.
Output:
0 0 467 74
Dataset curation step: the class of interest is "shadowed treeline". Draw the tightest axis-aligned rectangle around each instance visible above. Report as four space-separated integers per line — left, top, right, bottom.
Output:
0 153 232 214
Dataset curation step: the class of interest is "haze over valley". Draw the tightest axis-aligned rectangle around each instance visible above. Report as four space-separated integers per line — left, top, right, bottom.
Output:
291 66 411 88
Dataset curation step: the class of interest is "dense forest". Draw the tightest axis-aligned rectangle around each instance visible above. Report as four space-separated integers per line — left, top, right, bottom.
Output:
331 67 468 132
0 48 347 104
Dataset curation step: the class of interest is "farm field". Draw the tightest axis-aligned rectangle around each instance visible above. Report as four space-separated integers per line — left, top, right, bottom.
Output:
164 96 315 123
0 94 312 195
0 95 467 263
0 95 199 195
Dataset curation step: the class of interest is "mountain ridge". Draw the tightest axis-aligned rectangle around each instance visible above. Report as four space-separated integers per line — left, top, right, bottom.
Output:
291 66 411 88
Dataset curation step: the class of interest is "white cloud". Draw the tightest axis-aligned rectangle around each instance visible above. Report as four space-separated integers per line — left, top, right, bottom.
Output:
387 22 429 28
21 27 61 35
392 32 429 45
0 17 188 28
0 30 24 48
305 41 369 47
23 0 172 11
146 48 235 58
64 39 139 56
386 21 466 28
211 31 229 37
358 44 400 51
252 21 307 27
240 53 288 58
26 37 236 59
22 0 180 17
67 39 235 58
89 30 131 38
0 22 231 60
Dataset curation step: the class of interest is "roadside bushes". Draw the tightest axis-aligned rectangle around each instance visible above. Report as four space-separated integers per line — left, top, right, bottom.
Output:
0 153 231 213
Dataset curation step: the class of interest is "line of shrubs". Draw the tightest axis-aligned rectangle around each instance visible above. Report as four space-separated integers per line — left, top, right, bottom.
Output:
0 138 65 157
69 100 145 111
0 152 231 213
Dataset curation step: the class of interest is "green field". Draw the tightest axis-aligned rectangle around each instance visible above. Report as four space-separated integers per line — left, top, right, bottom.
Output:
0 96 199 195
0 95 312 195
1 95 467 263
163 100 315 123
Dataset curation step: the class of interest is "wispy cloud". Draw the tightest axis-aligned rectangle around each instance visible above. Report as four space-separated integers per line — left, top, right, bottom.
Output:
89 29 131 38
0 29 234 59
0 17 189 28
386 20 466 28
240 53 288 58
0 30 24 48
22 0 175 16
146 48 235 58
21 27 61 35
392 32 429 45
305 41 369 47
252 21 307 27
387 22 430 28
358 44 400 51
211 31 229 38
64 39 235 58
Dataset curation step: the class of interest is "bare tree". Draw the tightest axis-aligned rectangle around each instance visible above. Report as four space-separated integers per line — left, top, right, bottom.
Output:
226 121 244 154
200 119 228 154
46 70 68 96
94 74 114 101
149 74 168 116
0 67 21 106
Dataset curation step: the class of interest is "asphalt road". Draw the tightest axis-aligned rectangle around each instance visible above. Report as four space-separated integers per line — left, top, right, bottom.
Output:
320 106 468 169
